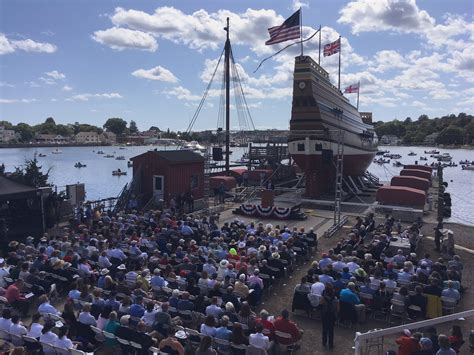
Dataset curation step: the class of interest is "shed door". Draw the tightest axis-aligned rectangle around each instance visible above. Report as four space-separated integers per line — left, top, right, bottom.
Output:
153 175 164 199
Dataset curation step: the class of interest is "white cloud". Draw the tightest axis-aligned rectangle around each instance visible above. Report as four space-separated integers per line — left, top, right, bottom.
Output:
0 81 14 87
1 33 57 55
132 65 178 83
66 92 123 101
0 98 38 104
45 70 66 80
163 86 201 102
62 85 73 91
39 77 57 85
338 0 434 34
92 27 158 51
292 0 309 11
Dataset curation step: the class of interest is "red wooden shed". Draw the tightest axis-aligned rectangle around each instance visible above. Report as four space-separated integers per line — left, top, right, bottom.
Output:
131 150 204 203
400 168 432 181
391 175 430 191
376 186 426 209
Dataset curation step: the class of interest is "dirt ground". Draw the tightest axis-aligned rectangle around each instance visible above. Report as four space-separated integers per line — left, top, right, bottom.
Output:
258 217 474 355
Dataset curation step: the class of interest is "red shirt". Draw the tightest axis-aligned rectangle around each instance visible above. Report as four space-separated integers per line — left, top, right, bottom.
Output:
396 336 420 355
5 284 24 303
255 318 275 339
273 317 301 345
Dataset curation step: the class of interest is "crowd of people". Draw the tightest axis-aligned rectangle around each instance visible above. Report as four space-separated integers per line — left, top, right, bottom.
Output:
0 205 316 354
292 213 466 353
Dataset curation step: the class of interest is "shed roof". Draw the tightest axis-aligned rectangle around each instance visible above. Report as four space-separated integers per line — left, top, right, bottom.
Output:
0 176 39 200
131 150 205 163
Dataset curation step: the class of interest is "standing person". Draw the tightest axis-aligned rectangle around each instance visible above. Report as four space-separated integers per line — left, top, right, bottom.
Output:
243 171 249 187
320 284 338 349
218 182 225 204
434 222 443 252
448 325 463 353
437 334 456 355
395 330 421 355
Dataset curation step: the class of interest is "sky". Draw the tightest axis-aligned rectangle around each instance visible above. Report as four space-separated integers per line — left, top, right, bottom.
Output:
0 0 473 131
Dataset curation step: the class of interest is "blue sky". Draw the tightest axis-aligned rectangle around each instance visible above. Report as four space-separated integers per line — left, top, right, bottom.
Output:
0 0 473 131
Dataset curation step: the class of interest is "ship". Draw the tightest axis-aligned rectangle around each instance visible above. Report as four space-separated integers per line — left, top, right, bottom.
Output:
288 55 378 197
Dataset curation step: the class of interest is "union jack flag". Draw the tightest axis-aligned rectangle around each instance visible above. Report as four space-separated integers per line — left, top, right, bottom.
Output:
323 38 341 57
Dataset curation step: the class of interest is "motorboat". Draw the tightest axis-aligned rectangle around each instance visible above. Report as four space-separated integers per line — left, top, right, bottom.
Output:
425 149 439 154
51 148 62 154
437 153 452 162
384 153 401 159
115 155 125 160
38 153 47 157
74 162 87 168
408 151 417 156
374 158 390 164
97 150 105 154
183 141 207 153
105 154 115 158
393 161 403 167
112 170 127 176
420 156 427 161
462 165 474 170
459 160 473 165
376 150 390 156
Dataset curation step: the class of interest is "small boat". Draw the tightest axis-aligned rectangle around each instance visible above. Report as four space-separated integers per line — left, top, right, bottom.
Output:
127 161 133 168
105 154 115 158
393 161 403 167
442 162 457 168
97 150 105 154
408 151 417 156
74 162 87 168
376 150 390 156
51 148 62 154
462 165 474 170
437 153 452 162
459 160 473 165
373 158 390 164
38 153 47 157
112 170 127 176
425 149 439 154
115 155 125 160
420 156 427 161
119 146 126 150
384 153 401 159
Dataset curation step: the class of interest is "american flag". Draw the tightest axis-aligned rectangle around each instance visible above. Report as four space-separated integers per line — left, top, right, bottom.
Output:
265 9 301 45
344 83 359 93
323 38 341 57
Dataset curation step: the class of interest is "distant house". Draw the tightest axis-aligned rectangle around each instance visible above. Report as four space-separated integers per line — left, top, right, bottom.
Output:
101 131 116 144
423 133 439 145
35 134 68 144
75 131 100 144
380 135 401 145
0 126 16 143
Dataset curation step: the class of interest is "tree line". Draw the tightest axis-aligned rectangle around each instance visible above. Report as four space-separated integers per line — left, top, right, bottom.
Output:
374 113 474 145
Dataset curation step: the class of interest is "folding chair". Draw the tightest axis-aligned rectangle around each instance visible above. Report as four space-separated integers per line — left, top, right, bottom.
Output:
441 296 457 315
130 341 143 351
389 299 407 324
213 337 231 354
274 330 299 354
41 341 58 354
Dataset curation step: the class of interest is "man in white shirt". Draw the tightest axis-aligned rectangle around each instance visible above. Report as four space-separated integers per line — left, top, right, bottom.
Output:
347 257 360 273
332 255 347 272
27 313 44 338
249 323 270 350
98 252 112 269
310 275 325 296
9 315 27 345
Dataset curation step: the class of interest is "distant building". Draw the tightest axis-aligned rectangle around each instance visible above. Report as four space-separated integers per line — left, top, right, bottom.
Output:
75 131 100 144
101 131 116 144
35 134 68 144
0 126 16 143
380 135 401 145
423 132 439 145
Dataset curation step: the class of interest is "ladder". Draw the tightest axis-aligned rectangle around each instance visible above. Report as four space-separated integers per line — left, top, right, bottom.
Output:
333 109 344 225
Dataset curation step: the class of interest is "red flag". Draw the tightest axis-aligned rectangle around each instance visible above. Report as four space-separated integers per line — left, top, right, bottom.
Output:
344 83 359 93
323 38 341 57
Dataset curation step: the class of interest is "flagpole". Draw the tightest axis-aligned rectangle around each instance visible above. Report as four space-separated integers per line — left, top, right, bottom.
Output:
338 35 341 91
318 25 321 64
300 8 303 56
357 80 360 110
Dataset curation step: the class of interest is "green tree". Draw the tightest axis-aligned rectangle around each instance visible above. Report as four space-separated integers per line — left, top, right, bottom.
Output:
0 120 13 129
149 126 160 131
129 120 138 133
45 117 56 125
14 123 34 142
436 125 465 145
9 158 51 187
103 118 127 135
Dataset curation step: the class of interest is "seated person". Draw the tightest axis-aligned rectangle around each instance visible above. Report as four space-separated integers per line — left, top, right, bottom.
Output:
273 309 303 345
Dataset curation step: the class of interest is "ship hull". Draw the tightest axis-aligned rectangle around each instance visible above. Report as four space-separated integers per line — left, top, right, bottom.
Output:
288 55 378 197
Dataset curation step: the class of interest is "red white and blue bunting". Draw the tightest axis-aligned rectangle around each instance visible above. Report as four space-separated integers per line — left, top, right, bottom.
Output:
256 205 274 217
240 204 256 215
274 207 291 219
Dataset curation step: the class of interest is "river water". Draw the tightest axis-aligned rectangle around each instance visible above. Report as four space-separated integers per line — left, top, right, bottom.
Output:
0 144 472 225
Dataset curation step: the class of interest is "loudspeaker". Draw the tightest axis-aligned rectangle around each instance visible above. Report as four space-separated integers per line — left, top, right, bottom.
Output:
322 149 333 165
213 147 223 161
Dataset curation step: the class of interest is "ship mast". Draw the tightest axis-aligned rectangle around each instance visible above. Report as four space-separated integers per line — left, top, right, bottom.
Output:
224 17 230 174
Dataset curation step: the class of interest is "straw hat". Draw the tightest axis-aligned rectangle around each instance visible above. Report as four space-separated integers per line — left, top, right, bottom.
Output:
220 259 229 268
117 264 126 270
271 252 280 259
101 268 110 276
